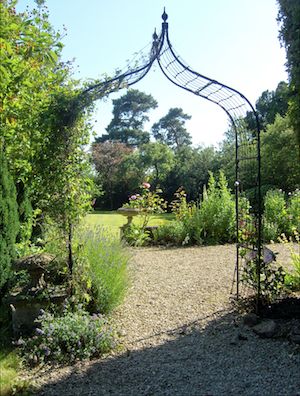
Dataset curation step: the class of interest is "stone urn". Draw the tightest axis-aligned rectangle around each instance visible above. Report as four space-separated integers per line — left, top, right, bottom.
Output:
13 253 55 290
117 207 140 237
7 253 68 336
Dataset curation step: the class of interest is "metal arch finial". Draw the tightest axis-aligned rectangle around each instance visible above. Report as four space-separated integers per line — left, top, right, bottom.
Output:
162 8 168 22
153 28 158 41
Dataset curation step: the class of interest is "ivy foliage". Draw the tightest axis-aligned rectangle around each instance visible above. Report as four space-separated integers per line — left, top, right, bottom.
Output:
0 0 104 280
0 0 68 182
0 1 98 227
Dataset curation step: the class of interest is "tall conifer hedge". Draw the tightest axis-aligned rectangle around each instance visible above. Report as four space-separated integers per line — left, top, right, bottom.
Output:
0 148 19 292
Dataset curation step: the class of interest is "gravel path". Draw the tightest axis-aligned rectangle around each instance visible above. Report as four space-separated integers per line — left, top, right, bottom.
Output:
32 244 300 396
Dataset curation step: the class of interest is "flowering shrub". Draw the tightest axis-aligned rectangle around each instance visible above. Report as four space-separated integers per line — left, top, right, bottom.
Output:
122 183 166 245
168 172 235 245
125 182 167 228
170 188 190 222
19 304 114 366
263 189 299 241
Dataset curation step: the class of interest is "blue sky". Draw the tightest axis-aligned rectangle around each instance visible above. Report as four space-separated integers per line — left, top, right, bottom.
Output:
17 0 288 147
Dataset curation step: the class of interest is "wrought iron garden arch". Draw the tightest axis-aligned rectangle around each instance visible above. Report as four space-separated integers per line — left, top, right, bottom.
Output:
81 10 263 306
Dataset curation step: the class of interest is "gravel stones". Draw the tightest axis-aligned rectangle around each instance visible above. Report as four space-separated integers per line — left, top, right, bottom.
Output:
29 244 300 396
243 313 260 327
252 319 278 338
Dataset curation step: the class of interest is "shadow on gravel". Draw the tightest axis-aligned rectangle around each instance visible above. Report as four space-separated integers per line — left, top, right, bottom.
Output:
35 311 300 396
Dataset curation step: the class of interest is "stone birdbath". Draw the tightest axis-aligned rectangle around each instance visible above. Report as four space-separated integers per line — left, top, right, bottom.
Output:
7 253 68 336
117 207 140 238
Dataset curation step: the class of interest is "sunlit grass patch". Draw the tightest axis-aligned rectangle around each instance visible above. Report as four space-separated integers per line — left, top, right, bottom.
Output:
83 211 173 236
0 349 30 395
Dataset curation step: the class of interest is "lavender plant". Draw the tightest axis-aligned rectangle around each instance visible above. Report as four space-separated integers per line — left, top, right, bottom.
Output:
19 305 114 366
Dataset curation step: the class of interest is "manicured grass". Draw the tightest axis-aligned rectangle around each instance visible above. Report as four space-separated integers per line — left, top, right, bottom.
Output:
83 211 174 236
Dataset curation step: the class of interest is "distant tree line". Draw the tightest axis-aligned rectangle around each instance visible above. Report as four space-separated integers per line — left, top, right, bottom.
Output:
92 81 299 210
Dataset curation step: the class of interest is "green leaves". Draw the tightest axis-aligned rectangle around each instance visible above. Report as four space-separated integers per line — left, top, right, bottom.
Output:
152 107 192 150
1 1 99 270
99 89 157 147
20 305 114 365
0 0 67 183
277 0 300 143
0 148 19 291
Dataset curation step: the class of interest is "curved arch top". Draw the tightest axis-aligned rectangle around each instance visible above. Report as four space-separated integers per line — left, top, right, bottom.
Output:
82 9 259 135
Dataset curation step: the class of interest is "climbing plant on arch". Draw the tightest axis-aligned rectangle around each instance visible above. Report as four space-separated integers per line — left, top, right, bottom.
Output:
79 11 263 306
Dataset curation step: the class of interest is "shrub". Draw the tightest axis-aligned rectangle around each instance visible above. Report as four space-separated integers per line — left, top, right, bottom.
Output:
263 221 280 243
122 223 151 247
263 189 288 241
279 231 300 291
263 189 300 241
76 226 130 314
286 190 300 235
19 305 114 366
0 149 19 293
241 255 286 303
170 189 203 245
155 172 235 246
199 171 235 244
153 220 188 246
16 182 33 249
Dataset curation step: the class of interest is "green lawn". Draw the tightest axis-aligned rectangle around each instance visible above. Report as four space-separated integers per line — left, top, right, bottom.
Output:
83 211 174 236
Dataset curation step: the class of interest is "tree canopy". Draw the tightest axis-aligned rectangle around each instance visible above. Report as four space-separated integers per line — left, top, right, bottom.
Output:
151 107 192 149
277 0 300 143
92 141 133 209
138 142 175 188
97 89 158 147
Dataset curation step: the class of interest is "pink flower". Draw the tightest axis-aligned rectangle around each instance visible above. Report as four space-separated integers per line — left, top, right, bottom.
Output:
130 195 137 200
142 182 151 189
